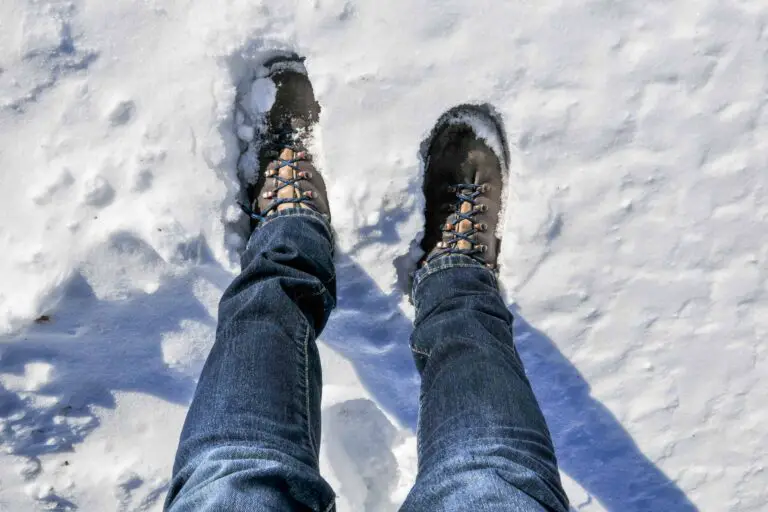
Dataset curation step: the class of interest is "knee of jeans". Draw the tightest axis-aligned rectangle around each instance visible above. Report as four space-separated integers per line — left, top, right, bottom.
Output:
405 461 564 512
168 445 334 512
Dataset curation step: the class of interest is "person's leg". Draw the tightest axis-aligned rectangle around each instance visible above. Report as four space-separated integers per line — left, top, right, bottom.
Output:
165 209 336 512
401 256 569 512
166 54 336 512
401 105 569 511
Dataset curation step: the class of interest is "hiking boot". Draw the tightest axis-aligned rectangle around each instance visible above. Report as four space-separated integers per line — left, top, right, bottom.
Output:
240 54 330 227
420 105 508 270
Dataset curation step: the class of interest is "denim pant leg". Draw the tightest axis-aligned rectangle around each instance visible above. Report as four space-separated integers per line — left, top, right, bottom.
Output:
401 255 569 512
165 209 336 512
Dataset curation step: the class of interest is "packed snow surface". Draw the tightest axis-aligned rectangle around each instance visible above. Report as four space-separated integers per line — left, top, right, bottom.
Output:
1 0 767 510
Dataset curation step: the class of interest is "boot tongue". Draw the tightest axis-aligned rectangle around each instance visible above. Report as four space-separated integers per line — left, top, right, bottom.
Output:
276 147 300 212
457 200 474 251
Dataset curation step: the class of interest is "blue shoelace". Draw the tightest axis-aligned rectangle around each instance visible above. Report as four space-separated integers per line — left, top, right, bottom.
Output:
428 183 489 263
239 129 315 223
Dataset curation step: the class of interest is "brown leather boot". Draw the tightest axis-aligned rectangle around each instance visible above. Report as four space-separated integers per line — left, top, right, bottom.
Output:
420 105 508 270
241 55 330 227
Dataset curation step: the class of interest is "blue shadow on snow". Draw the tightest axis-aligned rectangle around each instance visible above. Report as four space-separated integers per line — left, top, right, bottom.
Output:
327 253 698 511
0 229 699 511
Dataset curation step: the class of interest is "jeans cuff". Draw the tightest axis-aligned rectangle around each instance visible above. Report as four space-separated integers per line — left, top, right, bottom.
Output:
258 207 332 234
411 254 499 300
247 208 334 256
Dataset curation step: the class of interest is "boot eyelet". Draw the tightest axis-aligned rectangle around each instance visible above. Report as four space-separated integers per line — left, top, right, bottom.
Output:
474 204 488 213
303 190 314 199
479 184 490 193
263 191 274 199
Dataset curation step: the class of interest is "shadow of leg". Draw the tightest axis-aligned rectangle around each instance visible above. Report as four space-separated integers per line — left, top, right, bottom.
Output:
321 253 420 430
513 310 699 512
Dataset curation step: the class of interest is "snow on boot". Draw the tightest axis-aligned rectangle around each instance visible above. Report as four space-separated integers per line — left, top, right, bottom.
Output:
239 54 330 228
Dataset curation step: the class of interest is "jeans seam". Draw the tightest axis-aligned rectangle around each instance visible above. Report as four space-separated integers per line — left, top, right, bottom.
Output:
301 321 318 456
321 270 336 296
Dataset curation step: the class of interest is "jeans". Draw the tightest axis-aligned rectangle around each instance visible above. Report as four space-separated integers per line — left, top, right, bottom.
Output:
165 208 569 512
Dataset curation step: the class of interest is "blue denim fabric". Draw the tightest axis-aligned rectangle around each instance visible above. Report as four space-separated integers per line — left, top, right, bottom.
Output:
403 254 569 511
165 209 569 512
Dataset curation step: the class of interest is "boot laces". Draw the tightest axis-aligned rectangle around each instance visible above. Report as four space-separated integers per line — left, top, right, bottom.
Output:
239 126 316 223
429 183 488 263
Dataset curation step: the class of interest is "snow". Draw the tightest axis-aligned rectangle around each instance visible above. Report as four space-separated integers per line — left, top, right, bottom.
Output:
1 0 767 510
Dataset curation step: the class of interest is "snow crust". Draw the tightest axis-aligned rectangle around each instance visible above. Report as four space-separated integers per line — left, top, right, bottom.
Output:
1 0 767 510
